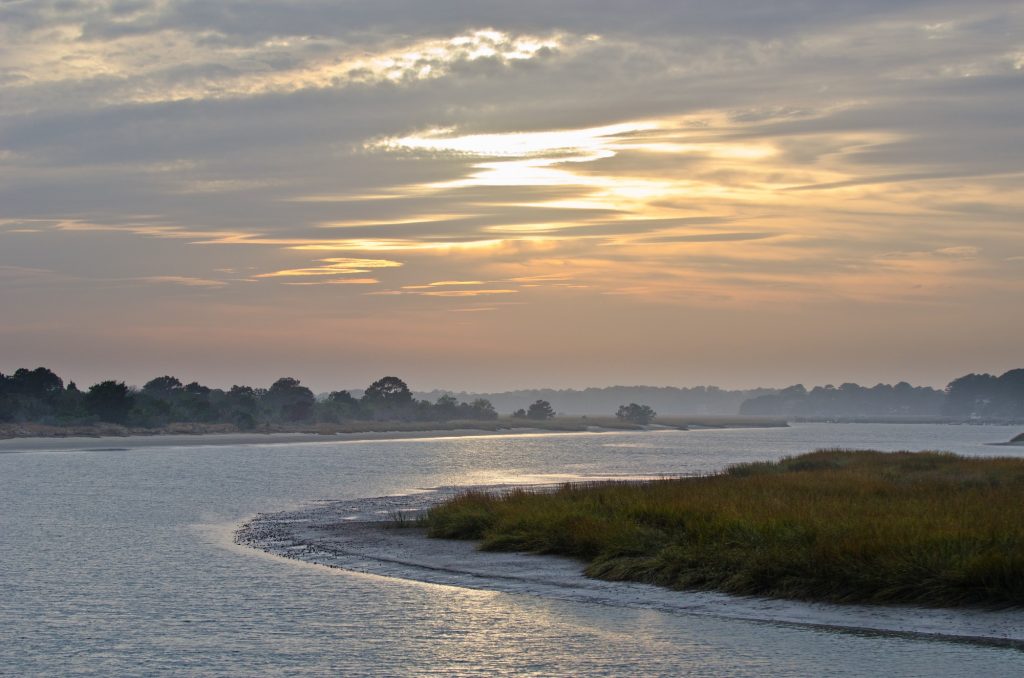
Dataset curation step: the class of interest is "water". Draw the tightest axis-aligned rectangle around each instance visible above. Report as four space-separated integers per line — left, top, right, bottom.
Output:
1 424 1022 676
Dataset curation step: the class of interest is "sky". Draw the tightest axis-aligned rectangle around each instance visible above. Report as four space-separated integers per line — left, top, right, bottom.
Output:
1 1 1022 392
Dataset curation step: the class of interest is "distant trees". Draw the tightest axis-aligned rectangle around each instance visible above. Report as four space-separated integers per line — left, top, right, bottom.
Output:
616 403 656 425
83 381 134 424
433 393 460 420
429 394 499 421
3 365 1024 428
0 367 65 421
468 398 499 420
363 376 413 406
142 376 183 397
362 376 414 420
943 370 1024 420
318 390 359 424
12 367 64 398
224 385 262 429
739 382 945 419
265 377 315 422
526 400 555 420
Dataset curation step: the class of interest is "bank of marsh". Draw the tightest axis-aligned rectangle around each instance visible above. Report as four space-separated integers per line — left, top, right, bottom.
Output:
424 450 1024 607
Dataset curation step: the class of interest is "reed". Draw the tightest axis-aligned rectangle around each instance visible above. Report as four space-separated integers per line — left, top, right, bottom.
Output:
423 450 1024 606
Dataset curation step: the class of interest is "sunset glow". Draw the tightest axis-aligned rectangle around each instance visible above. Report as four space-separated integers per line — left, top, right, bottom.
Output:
1 2 1022 390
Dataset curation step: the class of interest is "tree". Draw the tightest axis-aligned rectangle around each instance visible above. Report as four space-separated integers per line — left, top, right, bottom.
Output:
466 398 498 420
0 367 64 422
142 376 183 397
83 381 134 423
265 377 315 422
433 394 459 420
179 381 216 421
526 400 555 420
328 390 358 406
318 390 361 423
11 367 63 399
362 376 413 406
943 373 998 419
362 376 414 420
56 380 85 422
225 385 262 429
616 403 656 425
512 408 527 418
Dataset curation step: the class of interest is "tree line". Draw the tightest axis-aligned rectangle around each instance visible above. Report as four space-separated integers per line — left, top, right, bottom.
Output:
739 369 1024 421
4 365 1019 427
0 370 506 428
416 384 771 416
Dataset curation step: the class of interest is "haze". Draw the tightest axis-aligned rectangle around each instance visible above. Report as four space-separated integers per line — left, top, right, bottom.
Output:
1 1 1022 392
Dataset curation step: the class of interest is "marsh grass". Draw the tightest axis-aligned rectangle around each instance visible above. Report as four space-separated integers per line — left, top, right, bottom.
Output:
386 508 420 527
424 450 1024 607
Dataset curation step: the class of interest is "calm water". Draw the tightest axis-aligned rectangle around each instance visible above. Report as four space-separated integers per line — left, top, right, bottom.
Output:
2 423 1022 676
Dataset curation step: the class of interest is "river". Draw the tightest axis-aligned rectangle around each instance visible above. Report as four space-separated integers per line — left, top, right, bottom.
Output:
2 423 1022 676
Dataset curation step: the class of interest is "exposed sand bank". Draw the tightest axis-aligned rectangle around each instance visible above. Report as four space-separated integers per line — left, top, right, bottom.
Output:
236 486 1024 648
0 426 697 453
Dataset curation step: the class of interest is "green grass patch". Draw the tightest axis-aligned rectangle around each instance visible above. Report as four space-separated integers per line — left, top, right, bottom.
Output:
423 450 1024 607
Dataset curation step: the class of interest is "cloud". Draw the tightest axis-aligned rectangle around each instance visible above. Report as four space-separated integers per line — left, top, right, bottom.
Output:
0 265 64 284
419 289 518 297
137 275 227 287
1 22 581 111
449 306 498 313
402 280 487 289
2 1 1023 387
280 277 380 286
254 257 403 278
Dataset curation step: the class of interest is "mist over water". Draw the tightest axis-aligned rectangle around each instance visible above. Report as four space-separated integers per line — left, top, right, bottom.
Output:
2 424 1022 676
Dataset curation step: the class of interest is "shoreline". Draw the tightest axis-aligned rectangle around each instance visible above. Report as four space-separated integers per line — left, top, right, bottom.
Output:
235 486 1024 648
0 425 683 453
0 416 789 444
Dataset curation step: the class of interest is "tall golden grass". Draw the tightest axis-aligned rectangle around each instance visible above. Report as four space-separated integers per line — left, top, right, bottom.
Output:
424 450 1024 606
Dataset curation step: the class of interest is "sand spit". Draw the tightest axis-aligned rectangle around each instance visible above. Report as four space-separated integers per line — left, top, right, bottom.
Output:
236 486 1024 649
0 427 599 453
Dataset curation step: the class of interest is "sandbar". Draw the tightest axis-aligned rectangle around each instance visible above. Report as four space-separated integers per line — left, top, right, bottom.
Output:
0 426 654 453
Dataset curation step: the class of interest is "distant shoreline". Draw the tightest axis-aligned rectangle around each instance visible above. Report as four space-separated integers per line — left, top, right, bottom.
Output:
0 424 720 453
0 416 789 450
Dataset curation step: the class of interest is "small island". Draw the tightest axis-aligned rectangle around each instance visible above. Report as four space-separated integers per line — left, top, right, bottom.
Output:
423 450 1024 607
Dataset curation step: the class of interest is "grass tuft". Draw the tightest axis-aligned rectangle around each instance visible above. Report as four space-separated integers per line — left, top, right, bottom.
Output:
423 450 1024 607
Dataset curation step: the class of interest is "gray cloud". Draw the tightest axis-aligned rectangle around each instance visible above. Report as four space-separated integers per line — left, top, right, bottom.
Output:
1 0 1022 388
